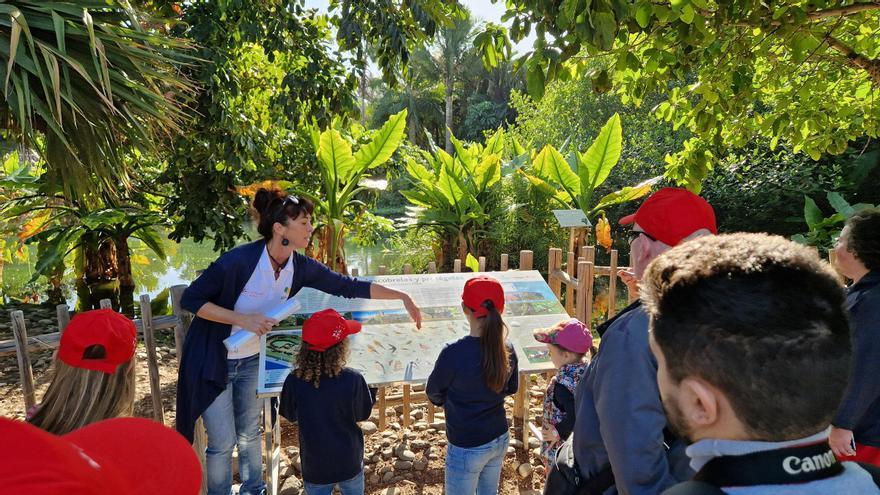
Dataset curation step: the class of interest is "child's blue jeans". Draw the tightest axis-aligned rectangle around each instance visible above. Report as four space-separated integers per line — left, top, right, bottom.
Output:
445 431 509 495
303 470 365 495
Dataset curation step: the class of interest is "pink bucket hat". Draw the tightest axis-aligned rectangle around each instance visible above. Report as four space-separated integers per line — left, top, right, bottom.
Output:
533 318 591 354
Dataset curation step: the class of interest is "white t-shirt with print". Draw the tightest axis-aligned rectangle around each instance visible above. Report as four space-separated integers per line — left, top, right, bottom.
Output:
227 247 293 359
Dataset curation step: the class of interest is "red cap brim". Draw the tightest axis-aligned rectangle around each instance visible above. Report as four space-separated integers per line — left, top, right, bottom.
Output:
619 213 636 225
345 319 362 336
64 418 201 495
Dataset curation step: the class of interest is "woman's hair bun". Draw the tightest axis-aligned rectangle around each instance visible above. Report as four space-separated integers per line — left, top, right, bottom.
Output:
253 188 283 215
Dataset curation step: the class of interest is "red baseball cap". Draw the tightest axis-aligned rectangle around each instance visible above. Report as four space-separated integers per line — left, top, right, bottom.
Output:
619 187 717 246
1 416 202 495
302 309 362 352
534 318 591 354
58 309 137 374
462 276 505 317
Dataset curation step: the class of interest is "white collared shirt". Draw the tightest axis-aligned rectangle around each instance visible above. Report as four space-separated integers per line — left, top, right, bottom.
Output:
227 247 294 358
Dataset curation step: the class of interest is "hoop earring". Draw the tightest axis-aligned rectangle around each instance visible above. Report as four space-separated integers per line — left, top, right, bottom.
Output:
281 238 290 247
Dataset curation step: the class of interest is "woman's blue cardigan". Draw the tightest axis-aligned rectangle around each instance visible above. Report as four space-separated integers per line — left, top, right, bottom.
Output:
176 240 372 442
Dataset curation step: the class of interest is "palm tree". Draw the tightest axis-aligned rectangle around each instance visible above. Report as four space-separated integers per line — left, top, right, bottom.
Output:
0 1 194 204
413 11 476 154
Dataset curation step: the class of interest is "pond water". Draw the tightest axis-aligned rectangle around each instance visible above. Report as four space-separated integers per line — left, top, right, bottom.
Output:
1 231 393 315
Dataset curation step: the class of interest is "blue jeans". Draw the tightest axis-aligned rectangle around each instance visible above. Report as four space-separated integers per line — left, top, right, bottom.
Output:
445 432 509 495
202 354 265 495
303 470 365 495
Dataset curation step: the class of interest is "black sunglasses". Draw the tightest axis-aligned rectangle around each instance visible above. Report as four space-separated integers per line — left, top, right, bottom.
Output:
273 195 302 222
627 229 657 244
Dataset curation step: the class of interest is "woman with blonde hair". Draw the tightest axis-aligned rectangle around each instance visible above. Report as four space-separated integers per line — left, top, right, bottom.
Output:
28 308 137 435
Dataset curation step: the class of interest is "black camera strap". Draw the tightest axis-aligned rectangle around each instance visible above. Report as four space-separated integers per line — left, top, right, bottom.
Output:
693 441 842 487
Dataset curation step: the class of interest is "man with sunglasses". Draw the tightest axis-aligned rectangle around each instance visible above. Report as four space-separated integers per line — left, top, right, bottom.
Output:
546 187 717 495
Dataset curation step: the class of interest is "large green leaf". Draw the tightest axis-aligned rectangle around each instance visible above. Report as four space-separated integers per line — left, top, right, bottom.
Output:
518 170 574 206
133 225 166 260
450 133 476 173
826 192 855 218
579 113 622 198
803 196 823 229
318 129 356 185
481 127 505 158
532 144 580 202
591 176 660 213
404 156 434 186
80 208 126 230
474 154 501 193
437 162 468 210
352 109 407 177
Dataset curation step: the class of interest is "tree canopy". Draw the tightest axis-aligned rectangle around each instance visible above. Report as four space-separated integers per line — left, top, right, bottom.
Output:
475 0 880 190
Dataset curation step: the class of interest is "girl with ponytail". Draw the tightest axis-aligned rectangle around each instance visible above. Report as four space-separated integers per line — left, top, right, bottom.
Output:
426 276 519 494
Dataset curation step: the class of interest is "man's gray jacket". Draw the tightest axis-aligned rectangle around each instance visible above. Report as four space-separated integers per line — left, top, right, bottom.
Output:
572 302 693 495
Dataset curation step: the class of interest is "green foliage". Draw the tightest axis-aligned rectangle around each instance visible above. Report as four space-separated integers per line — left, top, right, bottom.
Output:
379 228 440 274
3 200 166 285
507 75 678 194
307 110 408 272
401 128 508 265
488 172 567 273
332 0 463 84
0 1 194 203
161 0 358 251
460 99 509 142
791 192 877 252
519 113 659 222
702 141 880 235
477 0 880 191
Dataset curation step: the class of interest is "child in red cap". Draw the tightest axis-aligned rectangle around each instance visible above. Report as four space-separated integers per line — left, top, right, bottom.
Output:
2 416 202 495
279 309 375 495
533 318 591 467
426 276 519 495
28 309 138 435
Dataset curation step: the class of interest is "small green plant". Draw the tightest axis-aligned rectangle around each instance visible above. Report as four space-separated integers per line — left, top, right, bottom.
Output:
791 192 877 252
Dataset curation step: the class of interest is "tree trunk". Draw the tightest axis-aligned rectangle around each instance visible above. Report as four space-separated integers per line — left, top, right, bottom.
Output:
457 230 467 263
444 53 454 154
83 237 118 284
115 235 134 288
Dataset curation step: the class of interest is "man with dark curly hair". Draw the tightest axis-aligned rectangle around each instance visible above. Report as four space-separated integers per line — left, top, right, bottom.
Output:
830 208 880 466
642 233 880 494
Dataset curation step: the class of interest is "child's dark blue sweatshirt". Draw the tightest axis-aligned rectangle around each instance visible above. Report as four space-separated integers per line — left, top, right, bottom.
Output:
425 336 519 448
279 368 375 484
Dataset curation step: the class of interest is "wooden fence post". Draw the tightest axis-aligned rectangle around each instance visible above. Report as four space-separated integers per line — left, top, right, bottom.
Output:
576 261 590 323
565 251 576 316
478 256 486 272
453 259 462 273
426 260 438 423
56 304 71 335
351 267 359 277
608 250 619 318
400 264 413 428
500 254 509 271
138 294 165 424
169 285 190 364
547 248 563 300
10 310 35 412
520 250 534 271
378 265 387 275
